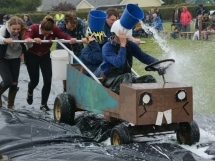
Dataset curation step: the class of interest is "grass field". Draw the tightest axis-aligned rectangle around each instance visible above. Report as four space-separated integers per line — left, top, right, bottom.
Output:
51 22 215 114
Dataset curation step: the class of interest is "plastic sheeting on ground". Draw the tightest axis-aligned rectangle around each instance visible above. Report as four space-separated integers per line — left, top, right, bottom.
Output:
0 109 214 161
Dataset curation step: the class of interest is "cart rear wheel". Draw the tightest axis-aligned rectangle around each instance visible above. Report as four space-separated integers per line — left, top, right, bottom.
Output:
54 93 76 126
110 124 132 145
176 120 200 145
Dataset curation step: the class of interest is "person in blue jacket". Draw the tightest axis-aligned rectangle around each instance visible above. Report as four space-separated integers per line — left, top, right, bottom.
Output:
81 27 107 77
151 13 163 31
101 19 158 94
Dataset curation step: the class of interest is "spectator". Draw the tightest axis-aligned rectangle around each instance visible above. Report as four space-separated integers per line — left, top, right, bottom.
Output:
171 18 182 39
180 6 192 32
172 5 181 25
23 14 33 26
144 15 152 26
148 8 154 23
54 11 64 25
44 12 52 19
193 14 203 40
202 13 211 30
155 7 162 22
132 22 145 38
103 8 119 38
3 14 11 25
200 13 211 39
201 13 215 40
0 13 4 25
82 17 88 27
151 13 163 31
196 4 209 18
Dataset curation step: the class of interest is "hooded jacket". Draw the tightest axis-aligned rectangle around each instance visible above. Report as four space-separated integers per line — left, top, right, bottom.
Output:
180 6 192 26
0 21 23 59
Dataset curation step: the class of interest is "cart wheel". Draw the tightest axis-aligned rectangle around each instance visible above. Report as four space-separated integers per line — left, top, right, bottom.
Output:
54 93 76 126
176 120 200 145
110 124 133 145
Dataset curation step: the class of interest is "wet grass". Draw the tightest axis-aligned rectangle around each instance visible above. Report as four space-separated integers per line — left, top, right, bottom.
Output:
133 37 215 114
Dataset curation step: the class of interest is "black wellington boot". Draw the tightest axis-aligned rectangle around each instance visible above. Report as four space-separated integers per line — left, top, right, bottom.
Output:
0 82 7 108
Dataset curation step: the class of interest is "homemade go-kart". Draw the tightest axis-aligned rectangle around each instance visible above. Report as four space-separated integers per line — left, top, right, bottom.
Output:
53 42 200 146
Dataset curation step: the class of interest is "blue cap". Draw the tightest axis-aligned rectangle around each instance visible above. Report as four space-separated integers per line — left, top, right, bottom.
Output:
88 10 107 32
120 4 144 30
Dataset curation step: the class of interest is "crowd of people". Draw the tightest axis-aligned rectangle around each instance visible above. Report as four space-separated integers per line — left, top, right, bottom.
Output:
0 4 214 111
170 4 215 40
132 7 163 38
126 4 214 40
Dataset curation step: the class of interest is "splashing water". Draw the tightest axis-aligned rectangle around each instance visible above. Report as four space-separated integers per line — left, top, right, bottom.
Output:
139 20 215 114
139 20 191 83
139 20 170 54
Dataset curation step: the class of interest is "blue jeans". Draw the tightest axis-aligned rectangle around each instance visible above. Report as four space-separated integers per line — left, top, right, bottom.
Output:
93 66 101 78
182 25 190 32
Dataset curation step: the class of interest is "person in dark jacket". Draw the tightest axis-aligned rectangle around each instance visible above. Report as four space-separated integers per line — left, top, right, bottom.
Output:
2 14 11 25
56 12 86 62
103 8 119 38
56 12 87 92
171 18 182 39
103 8 140 44
101 19 158 94
23 14 33 26
193 14 203 40
81 28 107 77
155 7 162 22
195 5 209 18
0 16 27 109
172 5 181 25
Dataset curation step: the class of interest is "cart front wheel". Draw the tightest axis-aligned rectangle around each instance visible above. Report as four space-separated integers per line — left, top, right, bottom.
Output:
176 120 200 146
110 124 132 145
54 93 76 126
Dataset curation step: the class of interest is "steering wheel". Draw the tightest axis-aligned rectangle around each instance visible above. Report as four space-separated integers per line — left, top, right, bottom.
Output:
145 59 175 72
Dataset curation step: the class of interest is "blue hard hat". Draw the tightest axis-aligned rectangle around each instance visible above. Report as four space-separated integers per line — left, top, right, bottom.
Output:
120 4 144 30
88 10 107 32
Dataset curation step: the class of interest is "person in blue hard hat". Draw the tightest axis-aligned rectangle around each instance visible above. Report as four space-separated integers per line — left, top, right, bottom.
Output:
100 4 158 94
81 28 107 77
81 10 107 77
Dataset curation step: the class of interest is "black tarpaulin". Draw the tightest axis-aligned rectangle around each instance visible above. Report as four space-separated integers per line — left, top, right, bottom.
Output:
0 109 214 161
